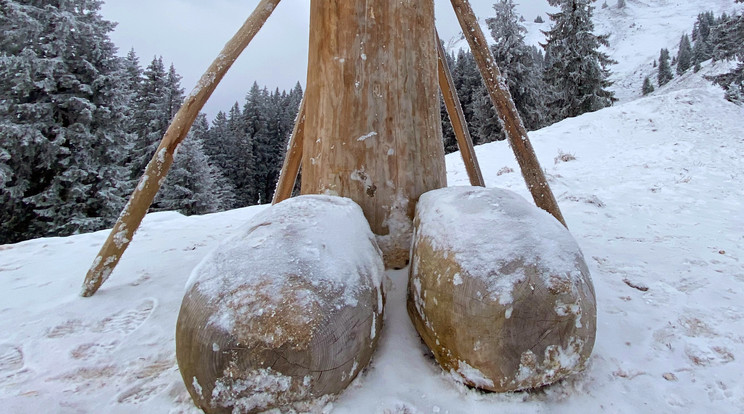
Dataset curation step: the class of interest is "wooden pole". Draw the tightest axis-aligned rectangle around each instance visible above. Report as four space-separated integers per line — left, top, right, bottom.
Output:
271 97 306 205
449 0 566 227
436 33 485 188
81 0 282 297
301 0 446 269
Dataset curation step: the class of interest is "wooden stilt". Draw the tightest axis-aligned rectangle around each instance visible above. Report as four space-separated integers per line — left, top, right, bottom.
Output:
449 0 567 227
271 97 306 205
436 32 485 188
81 0 283 297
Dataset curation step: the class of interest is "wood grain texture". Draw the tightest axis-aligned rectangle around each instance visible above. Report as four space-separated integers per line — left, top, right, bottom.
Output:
81 0 282 297
436 32 485 187
272 97 306 204
449 0 566 227
301 0 447 269
407 188 596 392
176 197 385 413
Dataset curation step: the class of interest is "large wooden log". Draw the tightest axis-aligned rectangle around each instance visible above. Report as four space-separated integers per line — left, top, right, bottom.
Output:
300 0 447 269
176 196 385 413
81 0 282 297
407 187 596 392
449 0 566 227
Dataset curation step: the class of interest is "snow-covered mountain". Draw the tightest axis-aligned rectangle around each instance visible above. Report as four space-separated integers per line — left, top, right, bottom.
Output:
1 1 743 413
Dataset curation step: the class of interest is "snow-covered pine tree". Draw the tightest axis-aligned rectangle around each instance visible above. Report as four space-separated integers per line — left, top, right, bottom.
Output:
692 34 713 66
202 110 243 206
676 34 693 74
154 114 235 215
542 0 616 120
642 77 655 95
439 47 459 154
129 56 170 181
477 0 548 140
658 48 673 86
534 15 544 23
256 88 295 203
0 0 130 243
190 113 236 209
708 7 743 104
452 49 483 138
225 100 256 206
711 10 743 61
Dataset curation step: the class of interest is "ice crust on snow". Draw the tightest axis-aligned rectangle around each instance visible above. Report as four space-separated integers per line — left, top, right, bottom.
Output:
416 186 585 305
187 195 384 335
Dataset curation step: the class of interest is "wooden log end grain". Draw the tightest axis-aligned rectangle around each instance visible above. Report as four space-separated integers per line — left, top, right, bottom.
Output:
176 195 385 413
407 186 596 392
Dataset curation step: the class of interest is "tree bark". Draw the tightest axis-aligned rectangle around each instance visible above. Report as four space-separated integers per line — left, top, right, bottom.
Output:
449 0 566 227
301 0 446 269
81 0 282 297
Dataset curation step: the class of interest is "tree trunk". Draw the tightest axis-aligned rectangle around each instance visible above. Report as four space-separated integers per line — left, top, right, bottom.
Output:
301 0 446 269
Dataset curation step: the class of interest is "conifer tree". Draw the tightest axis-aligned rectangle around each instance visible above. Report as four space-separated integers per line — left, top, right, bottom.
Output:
439 47 458 154
452 50 483 133
0 0 130 242
692 35 712 65
154 114 234 215
481 0 548 138
657 48 673 86
542 0 616 120
129 56 170 181
676 34 693 74
642 77 655 95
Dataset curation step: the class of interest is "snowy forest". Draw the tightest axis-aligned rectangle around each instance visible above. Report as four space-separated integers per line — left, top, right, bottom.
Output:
1 0 742 245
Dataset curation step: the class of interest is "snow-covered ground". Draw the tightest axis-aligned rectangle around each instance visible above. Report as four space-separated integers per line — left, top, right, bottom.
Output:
2 2 744 414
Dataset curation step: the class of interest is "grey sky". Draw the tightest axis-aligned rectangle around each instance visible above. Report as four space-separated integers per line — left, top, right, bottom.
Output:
100 0 552 119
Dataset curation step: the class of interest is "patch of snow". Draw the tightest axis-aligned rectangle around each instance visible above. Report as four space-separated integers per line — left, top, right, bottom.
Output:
455 361 495 389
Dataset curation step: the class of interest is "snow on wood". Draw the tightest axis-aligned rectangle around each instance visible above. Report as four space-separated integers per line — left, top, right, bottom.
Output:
1 1 744 412
176 195 384 413
408 186 596 392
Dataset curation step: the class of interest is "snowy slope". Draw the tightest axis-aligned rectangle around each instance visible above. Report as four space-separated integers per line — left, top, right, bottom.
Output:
594 0 744 102
1 74 743 413
444 0 744 103
2 2 744 413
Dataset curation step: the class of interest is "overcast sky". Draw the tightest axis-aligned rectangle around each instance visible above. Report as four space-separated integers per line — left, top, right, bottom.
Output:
100 0 553 119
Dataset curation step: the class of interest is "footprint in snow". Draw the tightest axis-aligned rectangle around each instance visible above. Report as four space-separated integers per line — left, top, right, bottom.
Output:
0 344 24 374
70 341 120 361
46 299 156 339
90 298 156 335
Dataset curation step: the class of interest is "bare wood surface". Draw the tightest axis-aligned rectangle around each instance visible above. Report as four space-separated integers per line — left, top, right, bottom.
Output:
436 32 485 187
272 97 306 205
301 0 446 268
408 187 595 392
81 0 282 297
176 196 385 413
449 0 566 227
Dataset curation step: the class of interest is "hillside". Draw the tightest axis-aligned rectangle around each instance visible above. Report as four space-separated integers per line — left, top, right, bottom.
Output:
2 1 744 413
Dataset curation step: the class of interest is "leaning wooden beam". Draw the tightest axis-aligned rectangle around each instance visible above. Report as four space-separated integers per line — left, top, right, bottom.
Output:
271 97 306 205
436 32 485 188
81 0 283 297
449 0 567 227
